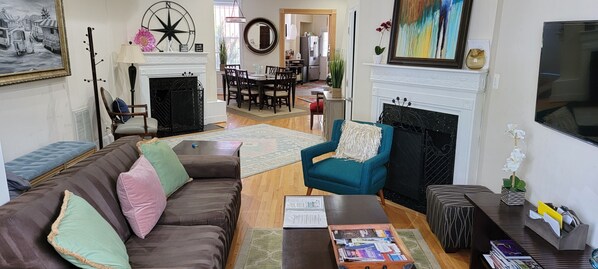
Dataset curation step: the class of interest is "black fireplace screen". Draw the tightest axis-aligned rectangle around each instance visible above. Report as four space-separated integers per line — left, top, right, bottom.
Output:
150 76 204 137
380 103 458 213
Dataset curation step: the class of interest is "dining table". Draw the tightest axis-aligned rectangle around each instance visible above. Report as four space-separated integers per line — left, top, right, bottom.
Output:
223 71 297 109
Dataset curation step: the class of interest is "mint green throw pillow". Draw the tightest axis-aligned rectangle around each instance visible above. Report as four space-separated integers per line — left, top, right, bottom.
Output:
48 190 130 269
140 140 190 197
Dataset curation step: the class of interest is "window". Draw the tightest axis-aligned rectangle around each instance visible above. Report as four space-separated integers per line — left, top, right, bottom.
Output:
213 0 241 67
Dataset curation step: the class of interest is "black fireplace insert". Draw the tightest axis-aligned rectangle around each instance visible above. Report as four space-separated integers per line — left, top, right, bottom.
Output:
380 102 458 213
150 76 204 137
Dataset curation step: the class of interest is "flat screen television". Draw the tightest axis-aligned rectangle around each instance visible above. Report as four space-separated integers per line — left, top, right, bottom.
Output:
535 20 598 146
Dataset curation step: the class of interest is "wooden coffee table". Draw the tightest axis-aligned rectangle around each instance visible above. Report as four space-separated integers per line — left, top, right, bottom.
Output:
282 195 390 269
172 140 242 157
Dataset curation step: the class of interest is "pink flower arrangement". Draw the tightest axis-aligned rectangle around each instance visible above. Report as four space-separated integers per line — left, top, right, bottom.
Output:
134 28 156 52
375 20 392 55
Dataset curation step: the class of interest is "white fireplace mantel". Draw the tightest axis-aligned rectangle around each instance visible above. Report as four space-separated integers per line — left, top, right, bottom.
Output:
367 63 488 185
138 52 226 124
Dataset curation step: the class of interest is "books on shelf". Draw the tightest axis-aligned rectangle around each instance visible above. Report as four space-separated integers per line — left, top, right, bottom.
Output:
488 239 543 269
491 240 531 259
283 195 328 228
511 259 542 269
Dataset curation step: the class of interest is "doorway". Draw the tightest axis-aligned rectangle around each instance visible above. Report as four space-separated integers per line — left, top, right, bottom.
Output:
278 9 337 75
346 8 357 120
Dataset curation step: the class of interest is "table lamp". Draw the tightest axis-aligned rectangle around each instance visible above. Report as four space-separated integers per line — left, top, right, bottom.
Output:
117 42 146 112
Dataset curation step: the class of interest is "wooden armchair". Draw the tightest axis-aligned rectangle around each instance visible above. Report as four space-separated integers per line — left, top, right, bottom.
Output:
100 87 158 139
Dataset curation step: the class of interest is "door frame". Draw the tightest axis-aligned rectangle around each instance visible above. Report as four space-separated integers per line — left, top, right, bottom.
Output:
345 7 358 120
278 8 337 66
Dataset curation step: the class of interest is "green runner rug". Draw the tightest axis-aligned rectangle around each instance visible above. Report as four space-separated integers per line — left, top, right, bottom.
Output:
234 228 441 269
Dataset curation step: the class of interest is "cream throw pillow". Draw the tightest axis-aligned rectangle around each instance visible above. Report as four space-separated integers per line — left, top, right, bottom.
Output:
334 121 382 162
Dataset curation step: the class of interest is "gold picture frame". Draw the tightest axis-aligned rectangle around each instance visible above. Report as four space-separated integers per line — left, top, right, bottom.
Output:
0 0 71 86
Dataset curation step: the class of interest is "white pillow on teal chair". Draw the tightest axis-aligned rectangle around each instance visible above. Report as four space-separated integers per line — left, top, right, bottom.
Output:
48 190 131 269
335 120 382 162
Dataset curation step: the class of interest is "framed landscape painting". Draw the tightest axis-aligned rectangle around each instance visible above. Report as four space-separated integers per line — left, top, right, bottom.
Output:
387 0 472 69
0 0 70 86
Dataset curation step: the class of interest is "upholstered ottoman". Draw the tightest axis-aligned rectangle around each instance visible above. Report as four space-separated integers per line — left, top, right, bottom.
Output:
5 141 96 187
426 184 492 252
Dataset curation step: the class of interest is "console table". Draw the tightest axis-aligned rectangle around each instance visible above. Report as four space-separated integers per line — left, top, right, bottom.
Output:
465 193 593 269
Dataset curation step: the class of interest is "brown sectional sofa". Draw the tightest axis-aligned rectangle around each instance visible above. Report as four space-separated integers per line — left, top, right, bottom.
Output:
0 136 241 268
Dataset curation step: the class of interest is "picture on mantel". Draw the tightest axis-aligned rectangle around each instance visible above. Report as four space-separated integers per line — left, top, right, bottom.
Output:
0 0 70 86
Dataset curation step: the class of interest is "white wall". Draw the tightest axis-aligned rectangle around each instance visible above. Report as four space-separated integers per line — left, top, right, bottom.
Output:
0 0 218 161
477 0 598 247
350 0 498 121
106 0 218 102
241 0 348 68
350 0 598 247
0 0 116 161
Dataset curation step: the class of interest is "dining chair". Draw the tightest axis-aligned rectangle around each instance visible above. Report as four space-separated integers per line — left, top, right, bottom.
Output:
264 71 294 113
265 65 285 75
225 64 241 69
225 68 240 105
235 69 260 110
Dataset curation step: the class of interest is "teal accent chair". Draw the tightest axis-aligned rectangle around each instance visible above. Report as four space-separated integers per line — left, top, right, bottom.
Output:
300 119 394 205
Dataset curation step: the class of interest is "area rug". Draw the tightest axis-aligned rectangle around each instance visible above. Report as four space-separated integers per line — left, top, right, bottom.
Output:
161 124 324 178
234 228 441 269
227 103 309 121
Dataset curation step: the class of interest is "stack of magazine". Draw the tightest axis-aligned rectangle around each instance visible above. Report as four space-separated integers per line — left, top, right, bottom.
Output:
488 240 543 269
283 196 327 228
331 228 408 262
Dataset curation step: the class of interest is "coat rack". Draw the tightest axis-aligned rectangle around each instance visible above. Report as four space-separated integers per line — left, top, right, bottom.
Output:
83 27 106 149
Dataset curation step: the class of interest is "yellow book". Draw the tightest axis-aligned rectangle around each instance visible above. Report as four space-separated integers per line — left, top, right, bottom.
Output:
537 201 563 228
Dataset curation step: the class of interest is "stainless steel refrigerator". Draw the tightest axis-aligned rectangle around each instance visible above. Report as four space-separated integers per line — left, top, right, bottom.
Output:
300 36 320 81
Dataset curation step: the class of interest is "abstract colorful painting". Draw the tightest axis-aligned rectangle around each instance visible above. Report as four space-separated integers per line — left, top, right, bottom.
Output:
388 0 472 69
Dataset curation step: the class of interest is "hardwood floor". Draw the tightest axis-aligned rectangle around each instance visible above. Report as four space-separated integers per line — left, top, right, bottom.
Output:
219 102 470 269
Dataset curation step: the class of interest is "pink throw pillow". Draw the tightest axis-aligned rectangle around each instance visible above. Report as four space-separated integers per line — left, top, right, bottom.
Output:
117 156 167 239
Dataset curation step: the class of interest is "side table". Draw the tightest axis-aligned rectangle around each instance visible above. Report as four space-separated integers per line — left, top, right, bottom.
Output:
323 91 345 141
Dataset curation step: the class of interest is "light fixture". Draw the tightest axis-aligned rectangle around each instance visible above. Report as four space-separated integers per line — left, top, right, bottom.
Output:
117 42 146 113
225 0 246 23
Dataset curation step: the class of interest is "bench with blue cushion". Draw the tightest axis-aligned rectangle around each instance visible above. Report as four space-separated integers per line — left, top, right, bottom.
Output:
5 141 96 187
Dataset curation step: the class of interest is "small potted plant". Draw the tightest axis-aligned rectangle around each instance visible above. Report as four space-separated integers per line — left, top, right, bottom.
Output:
219 38 227 70
501 124 527 206
374 20 391 64
328 50 345 98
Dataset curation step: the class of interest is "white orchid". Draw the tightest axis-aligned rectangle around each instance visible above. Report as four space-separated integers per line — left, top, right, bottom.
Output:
503 124 527 192
506 124 526 140
503 148 526 173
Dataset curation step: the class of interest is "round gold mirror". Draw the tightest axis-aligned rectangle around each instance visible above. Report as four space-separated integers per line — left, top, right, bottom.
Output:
244 18 278 54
